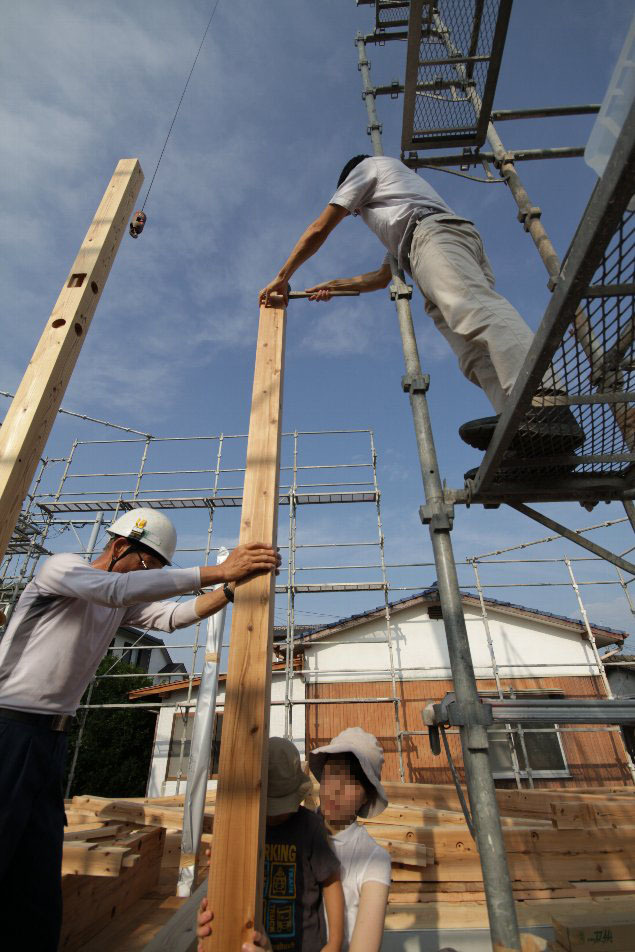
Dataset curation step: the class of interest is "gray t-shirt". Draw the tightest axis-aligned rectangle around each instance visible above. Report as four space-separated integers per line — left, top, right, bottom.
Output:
0 552 201 715
329 155 454 271
264 807 340 952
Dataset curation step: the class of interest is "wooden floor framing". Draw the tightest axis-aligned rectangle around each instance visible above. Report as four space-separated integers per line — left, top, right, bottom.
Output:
63 782 635 951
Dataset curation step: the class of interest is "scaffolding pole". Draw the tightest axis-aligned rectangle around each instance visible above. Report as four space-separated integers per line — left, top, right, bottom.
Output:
371 430 406 781
564 556 635 785
176 547 229 897
470 559 530 790
356 32 522 950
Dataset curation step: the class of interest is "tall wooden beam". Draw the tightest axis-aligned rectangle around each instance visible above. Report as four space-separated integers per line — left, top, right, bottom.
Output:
204 302 286 951
0 159 143 560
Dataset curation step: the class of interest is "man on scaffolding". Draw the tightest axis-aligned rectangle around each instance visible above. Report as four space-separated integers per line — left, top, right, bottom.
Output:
0 508 280 951
260 154 583 457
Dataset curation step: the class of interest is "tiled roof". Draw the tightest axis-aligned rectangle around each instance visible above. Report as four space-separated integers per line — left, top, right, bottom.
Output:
291 585 628 645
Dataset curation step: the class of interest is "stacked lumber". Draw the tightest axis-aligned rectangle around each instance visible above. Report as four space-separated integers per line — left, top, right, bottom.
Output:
61 800 167 951
370 782 635 906
62 783 635 950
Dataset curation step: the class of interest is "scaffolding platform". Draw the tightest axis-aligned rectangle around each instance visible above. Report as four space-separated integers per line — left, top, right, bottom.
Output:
400 0 512 152
467 98 635 510
4 513 50 556
36 490 379 515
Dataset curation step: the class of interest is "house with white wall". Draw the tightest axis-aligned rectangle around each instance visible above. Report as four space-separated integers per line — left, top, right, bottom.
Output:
130 587 632 796
108 625 182 677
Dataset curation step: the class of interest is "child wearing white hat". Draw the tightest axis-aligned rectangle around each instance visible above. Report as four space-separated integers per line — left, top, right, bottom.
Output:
309 728 391 952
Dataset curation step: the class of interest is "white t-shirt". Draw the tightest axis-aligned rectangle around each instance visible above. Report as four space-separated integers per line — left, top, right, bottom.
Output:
0 553 201 715
328 821 391 950
329 156 454 271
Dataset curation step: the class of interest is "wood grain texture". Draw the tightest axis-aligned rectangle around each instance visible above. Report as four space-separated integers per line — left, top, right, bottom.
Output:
0 158 143 560
204 304 286 951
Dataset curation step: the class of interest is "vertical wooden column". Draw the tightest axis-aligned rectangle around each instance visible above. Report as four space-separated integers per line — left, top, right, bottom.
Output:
0 158 143 561
205 302 286 951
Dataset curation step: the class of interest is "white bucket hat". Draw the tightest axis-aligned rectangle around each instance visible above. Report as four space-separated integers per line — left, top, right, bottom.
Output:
267 737 313 816
309 727 388 819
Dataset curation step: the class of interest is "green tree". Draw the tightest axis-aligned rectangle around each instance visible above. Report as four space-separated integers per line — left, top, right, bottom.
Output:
64 656 157 798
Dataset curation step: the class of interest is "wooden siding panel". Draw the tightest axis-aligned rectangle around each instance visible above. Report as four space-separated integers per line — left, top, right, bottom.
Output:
305 676 632 788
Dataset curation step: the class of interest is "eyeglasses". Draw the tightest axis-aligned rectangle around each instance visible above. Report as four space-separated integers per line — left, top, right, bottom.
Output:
137 552 164 571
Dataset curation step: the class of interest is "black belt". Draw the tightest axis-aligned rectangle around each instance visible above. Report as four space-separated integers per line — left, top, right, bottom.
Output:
0 706 74 732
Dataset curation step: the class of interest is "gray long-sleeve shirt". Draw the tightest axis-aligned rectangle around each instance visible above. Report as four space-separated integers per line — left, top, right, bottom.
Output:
0 553 202 715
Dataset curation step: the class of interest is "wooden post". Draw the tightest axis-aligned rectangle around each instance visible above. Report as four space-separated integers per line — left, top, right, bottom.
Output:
0 158 143 560
205 302 286 951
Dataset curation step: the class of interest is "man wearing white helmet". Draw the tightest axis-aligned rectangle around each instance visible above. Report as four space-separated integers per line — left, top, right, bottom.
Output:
0 508 279 952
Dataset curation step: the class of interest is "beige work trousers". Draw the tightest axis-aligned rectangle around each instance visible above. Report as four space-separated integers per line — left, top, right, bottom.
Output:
409 214 552 413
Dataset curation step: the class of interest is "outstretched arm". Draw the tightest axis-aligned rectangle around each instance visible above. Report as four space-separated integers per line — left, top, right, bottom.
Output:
306 260 392 301
259 204 349 306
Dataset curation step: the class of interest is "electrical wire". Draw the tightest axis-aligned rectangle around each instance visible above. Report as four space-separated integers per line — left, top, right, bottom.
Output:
141 0 222 212
0 390 152 437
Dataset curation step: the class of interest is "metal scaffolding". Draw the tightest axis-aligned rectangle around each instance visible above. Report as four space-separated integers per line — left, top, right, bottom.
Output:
1 421 633 923
352 1 633 947
0 428 411 794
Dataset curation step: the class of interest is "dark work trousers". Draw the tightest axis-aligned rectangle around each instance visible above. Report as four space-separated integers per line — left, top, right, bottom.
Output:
0 716 68 951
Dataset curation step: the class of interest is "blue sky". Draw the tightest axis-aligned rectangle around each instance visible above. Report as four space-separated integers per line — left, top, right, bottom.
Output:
1 0 633 658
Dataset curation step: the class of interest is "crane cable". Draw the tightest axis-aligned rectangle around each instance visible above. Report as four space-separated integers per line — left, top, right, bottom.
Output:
129 0 222 237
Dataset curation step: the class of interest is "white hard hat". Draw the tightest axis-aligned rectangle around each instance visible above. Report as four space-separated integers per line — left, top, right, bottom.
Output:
106 509 177 565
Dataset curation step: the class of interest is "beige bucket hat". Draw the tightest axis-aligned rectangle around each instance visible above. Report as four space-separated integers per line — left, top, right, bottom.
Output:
267 737 313 816
309 727 388 819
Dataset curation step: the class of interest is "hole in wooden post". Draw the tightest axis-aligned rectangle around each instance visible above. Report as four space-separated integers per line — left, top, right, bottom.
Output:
74 323 83 336
52 319 66 328
91 281 99 293
67 273 86 288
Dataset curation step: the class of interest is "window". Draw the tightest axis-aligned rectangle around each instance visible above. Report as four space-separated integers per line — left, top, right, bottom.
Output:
484 691 569 780
166 711 223 781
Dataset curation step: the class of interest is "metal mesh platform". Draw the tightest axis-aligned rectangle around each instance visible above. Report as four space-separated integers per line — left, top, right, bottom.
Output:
469 99 635 507
401 0 512 151
375 1 410 29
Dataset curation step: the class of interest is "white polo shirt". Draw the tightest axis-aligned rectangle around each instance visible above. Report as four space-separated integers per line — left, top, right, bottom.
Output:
329 156 454 271
0 553 202 716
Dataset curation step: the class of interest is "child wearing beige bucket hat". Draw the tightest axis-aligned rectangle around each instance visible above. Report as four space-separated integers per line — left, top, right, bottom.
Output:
198 737 344 952
309 728 391 952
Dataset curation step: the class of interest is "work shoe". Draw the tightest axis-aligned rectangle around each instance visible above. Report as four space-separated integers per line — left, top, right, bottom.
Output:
459 406 584 455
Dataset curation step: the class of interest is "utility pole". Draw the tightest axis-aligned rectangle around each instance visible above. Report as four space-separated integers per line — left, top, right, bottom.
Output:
0 159 143 561
204 300 286 951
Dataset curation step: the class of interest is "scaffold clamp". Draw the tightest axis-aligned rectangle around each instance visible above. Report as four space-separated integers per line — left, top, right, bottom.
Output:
402 373 429 394
424 693 494 731
419 501 454 531
517 205 542 232
390 282 413 301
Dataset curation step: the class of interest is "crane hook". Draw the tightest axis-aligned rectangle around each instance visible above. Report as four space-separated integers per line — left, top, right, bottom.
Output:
129 210 147 239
